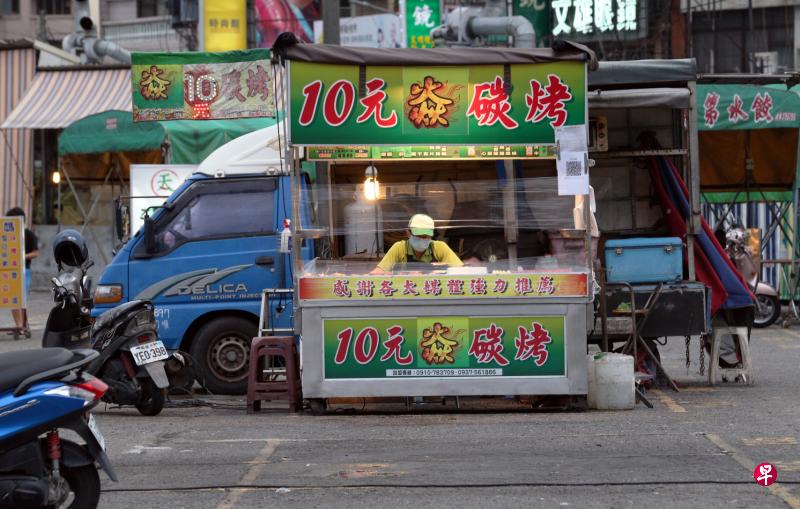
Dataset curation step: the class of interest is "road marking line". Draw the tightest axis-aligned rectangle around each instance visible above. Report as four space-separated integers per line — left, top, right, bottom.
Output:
215 439 280 509
203 438 306 443
123 445 172 455
705 433 800 509
651 389 687 413
742 437 799 446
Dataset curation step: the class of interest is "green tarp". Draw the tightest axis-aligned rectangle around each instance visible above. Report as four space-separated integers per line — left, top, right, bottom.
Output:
58 110 274 164
58 110 166 155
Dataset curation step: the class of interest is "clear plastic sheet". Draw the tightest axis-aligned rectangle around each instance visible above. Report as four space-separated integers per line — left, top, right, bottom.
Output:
300 257 589 277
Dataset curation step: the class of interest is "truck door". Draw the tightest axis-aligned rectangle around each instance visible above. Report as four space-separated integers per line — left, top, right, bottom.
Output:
128 177 281 394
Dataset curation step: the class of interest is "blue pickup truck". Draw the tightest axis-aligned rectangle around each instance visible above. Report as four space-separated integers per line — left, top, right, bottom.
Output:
93 128 311 394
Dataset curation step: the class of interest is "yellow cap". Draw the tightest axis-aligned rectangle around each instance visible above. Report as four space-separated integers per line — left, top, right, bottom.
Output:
408 214 434 236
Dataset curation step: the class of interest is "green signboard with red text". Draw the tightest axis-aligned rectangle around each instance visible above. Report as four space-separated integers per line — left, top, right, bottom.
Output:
323 316 566 379
698 84 800 131
289 61 586 146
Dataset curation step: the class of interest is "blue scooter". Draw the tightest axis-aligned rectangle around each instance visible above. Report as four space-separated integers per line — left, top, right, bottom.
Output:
0 347 116 509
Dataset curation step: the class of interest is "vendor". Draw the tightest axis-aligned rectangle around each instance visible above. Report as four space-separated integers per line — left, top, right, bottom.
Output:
373 214 463 273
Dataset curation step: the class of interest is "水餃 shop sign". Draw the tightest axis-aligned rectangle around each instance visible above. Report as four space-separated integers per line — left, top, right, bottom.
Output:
288 61 586 145
324 316 566 379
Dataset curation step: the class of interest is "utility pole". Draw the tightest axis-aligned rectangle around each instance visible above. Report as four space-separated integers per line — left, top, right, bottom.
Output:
747 0 754 72
323 0 341 44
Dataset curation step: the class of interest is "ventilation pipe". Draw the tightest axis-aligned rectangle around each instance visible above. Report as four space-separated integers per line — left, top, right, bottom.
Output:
432 0 536 49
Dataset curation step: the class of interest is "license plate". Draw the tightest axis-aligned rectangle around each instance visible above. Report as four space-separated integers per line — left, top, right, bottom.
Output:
130 340 169 366
87 413 105 451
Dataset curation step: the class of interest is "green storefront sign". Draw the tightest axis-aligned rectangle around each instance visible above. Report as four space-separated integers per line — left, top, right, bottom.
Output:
323 316 566 379
404 0 440 48
697 84 800 131
289 61 585 146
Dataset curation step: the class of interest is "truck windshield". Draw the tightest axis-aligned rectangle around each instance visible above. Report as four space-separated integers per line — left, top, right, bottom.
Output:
143 181 275 256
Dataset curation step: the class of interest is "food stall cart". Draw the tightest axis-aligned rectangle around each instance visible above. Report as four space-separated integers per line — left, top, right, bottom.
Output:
586 61 753 386
696 76 800 327
271 40 597 412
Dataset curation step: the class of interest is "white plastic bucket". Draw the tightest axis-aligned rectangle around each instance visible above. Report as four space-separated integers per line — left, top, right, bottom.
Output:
591 353 635 410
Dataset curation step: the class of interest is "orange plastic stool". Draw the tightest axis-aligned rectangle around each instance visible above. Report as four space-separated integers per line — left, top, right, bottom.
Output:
246 336 302 413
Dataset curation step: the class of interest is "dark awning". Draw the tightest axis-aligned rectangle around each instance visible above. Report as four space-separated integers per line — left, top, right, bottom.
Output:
589 59 697 88
273 39 596 67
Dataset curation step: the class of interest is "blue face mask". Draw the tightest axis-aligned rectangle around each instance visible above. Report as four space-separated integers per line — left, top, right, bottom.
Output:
409 236 431 252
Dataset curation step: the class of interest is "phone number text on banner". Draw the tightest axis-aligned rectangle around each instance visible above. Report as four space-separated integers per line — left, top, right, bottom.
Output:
324 316 566 379
299 273 588 300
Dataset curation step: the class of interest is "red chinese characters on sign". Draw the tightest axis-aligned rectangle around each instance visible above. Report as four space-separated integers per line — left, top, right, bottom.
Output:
727 94 749 124
222 69 246 102
525 74 572 128
536 276 555 295
493 278 509 294
246 64 271 101
751 92 774 123
356 280 375 297
380 325 413 365
333 279 351 298
403 279 419 296
469 323 509 365
423 279 442 296
447 279 465 295
469 278 488 295
515 277 533 295
408 76 454 128
466 76 518 129
379 280 397 297
357 78 398 128
514 322 552 366
703 92 720 128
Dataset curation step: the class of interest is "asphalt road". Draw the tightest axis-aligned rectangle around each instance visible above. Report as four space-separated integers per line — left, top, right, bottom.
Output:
2 291 799 508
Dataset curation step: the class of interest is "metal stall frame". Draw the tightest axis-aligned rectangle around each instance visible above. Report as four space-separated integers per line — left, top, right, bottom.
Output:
272 41 598 405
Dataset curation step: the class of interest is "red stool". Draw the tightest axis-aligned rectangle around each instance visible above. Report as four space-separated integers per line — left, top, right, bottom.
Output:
247 336 302 413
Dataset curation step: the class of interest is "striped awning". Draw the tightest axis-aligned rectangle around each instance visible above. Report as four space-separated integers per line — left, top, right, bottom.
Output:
0 67 131 129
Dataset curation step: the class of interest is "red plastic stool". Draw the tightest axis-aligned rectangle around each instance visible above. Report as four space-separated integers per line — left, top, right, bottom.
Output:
247 336 302 413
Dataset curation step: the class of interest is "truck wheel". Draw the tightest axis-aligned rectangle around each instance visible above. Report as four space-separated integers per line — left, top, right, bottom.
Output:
191 317 256 395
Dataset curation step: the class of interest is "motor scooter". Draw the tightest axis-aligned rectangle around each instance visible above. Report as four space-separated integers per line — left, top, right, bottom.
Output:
0 348 116 508
42 230 190 416
725 227 781 328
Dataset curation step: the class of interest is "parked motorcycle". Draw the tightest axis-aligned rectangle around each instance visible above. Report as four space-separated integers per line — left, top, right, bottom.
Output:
0 347 116 508
725 227 781 328
42 230 187 416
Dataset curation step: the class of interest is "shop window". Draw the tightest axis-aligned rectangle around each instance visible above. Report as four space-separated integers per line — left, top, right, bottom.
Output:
0 0 20 15
138 0 168 17
36 0 70 15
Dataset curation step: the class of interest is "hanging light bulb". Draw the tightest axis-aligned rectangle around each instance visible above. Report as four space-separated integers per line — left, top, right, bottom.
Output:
363 164 379 201
51 171 61 184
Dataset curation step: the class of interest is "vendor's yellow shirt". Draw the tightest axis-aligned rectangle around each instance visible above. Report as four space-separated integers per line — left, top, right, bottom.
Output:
377 240 464 272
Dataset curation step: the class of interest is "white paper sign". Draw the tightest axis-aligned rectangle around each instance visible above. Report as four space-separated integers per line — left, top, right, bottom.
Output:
129 164 197 235
555 125 589 196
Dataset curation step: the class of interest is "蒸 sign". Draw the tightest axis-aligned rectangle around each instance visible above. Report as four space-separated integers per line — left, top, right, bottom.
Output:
288 61 586 146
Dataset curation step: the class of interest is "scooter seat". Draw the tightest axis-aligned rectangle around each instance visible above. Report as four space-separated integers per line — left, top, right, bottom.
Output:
0 348 75 393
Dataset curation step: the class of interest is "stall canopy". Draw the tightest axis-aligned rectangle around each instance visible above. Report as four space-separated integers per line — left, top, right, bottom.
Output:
0 67 130 129
58 110 275 165
697 82 800 195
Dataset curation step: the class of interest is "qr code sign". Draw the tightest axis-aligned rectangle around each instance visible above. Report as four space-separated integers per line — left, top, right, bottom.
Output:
566 159 583 176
